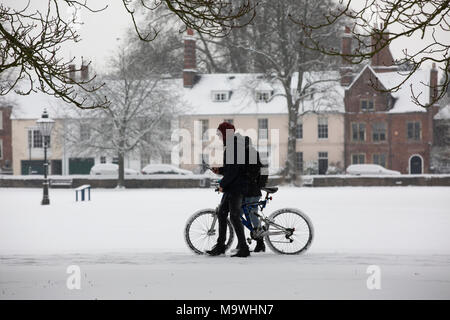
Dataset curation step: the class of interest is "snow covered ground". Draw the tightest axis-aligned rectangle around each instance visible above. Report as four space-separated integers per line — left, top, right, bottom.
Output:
1 186 450 299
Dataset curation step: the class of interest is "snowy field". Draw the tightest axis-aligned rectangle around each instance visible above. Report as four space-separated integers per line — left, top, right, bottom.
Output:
1 186 450 299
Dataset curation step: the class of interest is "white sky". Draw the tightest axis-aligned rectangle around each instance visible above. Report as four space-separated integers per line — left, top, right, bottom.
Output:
2 0 448 75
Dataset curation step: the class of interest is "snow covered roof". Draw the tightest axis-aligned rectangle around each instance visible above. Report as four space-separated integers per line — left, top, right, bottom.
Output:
349 64 431 113
180 72 344 116
8 72 344 120
9 87 75 120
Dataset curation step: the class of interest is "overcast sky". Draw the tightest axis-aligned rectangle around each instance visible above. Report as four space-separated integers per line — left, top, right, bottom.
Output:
3 0 448 76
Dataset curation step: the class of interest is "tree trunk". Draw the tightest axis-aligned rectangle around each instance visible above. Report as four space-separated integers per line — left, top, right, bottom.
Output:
285 102 299 185
117 151 125 188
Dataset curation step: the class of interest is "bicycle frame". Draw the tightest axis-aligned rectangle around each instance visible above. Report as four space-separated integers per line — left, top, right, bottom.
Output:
207 191 294 240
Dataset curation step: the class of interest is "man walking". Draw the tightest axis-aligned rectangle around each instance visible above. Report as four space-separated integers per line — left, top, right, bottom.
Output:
207 122 250 258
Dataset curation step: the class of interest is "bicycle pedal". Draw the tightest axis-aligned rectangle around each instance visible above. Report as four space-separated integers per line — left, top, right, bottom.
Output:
246 238 252 245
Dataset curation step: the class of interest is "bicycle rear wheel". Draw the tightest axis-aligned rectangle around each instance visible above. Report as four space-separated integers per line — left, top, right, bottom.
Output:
184 209 235 255
265 208 314 255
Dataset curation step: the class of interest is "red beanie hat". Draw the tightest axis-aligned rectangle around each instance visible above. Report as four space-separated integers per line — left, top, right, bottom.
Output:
217 122 235 142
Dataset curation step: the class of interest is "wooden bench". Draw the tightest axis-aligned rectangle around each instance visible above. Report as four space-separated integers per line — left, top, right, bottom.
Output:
75 184 91 201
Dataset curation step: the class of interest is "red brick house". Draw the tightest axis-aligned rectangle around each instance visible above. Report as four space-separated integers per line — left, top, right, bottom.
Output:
0 105 13 174
341 28 439 174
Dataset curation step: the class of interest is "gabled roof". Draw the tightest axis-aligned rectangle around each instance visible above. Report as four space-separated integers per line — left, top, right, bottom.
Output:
181 72 344 116
9 72 345 119
347 64 430 113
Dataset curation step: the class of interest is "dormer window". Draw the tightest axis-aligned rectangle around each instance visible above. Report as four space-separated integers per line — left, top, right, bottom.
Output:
256 90 272 102
212 91 230 102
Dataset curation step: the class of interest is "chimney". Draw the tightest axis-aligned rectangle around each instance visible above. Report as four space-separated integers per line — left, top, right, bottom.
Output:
68 64 76 81
371 24 397 73
430 63 438 104
183 28 197 88
340 26 353 86
81 63 89 81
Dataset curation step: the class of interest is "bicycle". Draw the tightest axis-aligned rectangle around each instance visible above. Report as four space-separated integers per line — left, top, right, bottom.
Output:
184 186 314 255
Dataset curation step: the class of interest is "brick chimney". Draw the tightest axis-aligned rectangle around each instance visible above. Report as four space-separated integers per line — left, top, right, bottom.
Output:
81 63 89 81
430 63 438 105
68 64 76 81
183 28 197 88
340 26 353 86
371 24 397 73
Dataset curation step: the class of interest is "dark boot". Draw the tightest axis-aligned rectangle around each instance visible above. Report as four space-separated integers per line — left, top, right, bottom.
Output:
231 245 250 258
254 239 265 253
206 243 226 256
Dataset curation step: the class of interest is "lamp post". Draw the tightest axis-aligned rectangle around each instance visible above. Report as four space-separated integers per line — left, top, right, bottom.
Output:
36 109 55 205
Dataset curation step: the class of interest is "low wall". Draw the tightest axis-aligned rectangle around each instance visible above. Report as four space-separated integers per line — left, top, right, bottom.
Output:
304 175 450 187
0 175 448 188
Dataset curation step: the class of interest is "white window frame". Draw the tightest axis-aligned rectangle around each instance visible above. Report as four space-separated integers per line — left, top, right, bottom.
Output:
255 90 272 102
0 139 3 159
0 110 3 130
318 116 328 139
258 118 268 141
351 153 366 164
212 91 230 102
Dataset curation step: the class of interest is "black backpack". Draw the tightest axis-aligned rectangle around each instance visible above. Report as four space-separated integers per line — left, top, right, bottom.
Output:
244 137 268 189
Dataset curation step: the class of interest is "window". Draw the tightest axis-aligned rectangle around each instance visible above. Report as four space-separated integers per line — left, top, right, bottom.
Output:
28 129 51 148
200 119 209 141
100 156 106 164
352 154 365 164
295 152 303 173
223 119 234 125
258 118 268 140
318 117 328 139
296 118 303 139
352 123 366 142
255 90 271 102
80 124 90 141
112 157 119 164
373 154 387 168
361 99 374 111
407 122 421 141
372 122 387 142
0 111 3 130
0 139 3 159
212 91 229 102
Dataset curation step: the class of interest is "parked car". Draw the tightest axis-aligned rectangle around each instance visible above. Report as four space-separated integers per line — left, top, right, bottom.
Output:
90 163 139 176
141 164 193 175
346 164 401 176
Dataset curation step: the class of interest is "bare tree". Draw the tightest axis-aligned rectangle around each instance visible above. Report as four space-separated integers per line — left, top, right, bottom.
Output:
293 0 450 107
0 0 256 109
60 44 179 187
198 0 346 183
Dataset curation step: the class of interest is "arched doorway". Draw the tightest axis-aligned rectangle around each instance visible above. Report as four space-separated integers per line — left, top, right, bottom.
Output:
409 155 423 174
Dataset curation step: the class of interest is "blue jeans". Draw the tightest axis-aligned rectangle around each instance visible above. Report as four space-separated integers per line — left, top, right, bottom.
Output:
242 196 261 229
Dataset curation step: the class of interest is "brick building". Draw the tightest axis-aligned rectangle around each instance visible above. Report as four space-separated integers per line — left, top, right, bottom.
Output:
0 105 13 174
342 28 439 174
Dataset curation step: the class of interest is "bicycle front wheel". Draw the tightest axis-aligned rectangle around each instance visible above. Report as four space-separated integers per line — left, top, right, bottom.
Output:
265 208 314 255
184 209 235 255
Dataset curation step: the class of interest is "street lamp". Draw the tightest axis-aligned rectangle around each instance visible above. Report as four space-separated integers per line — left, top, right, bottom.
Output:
36 109 55 205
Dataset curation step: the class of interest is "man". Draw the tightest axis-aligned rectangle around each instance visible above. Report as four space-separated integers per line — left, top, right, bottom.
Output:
207 122 250 258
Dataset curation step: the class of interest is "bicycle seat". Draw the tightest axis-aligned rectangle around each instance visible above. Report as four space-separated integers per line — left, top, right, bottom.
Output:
262 187 278 194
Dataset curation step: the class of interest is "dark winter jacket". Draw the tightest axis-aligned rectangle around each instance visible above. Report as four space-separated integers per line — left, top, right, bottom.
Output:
218 133 248 195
